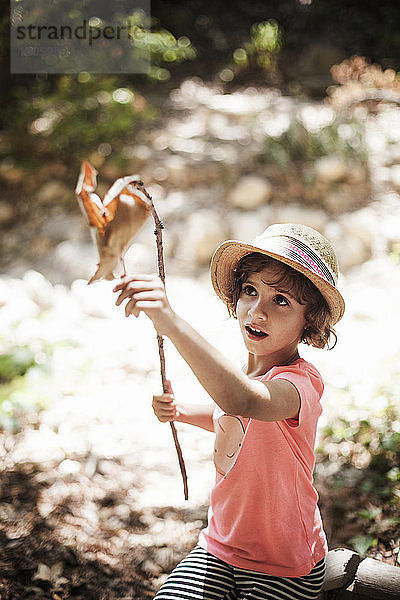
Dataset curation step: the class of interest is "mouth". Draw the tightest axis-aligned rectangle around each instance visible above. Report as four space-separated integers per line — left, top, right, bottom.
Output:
245 324 268 340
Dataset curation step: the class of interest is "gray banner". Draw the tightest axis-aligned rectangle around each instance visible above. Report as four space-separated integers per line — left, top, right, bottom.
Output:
10 0 151 74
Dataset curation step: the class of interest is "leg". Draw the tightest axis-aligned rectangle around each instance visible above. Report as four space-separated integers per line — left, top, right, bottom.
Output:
234 557 326 600
154 545 237 600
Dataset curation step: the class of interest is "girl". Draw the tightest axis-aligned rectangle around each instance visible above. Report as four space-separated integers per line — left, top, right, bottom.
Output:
113 223 345 600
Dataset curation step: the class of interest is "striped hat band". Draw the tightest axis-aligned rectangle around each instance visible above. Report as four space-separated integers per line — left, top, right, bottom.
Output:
252 234 337 286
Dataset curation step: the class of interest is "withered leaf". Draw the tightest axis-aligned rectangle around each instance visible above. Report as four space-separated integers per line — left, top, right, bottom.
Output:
75 160 152 283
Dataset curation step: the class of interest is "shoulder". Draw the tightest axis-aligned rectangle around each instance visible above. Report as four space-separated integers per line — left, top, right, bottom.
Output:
263 359 324 401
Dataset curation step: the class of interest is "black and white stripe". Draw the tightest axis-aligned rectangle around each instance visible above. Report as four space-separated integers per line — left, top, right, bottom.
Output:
154 546 326 600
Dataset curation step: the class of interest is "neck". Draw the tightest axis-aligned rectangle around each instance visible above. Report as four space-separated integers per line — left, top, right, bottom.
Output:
246 348 300 378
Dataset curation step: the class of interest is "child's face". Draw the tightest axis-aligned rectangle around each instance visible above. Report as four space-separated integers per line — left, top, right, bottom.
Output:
236 264 307 366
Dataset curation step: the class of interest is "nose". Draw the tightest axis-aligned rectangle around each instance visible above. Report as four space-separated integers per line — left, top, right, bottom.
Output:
248 298 268 322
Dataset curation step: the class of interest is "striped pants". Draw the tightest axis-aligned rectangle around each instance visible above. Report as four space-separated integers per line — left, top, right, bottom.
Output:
154 546 326 600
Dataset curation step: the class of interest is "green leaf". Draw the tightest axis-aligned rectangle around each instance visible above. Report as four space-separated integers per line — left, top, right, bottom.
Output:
349 535 378 556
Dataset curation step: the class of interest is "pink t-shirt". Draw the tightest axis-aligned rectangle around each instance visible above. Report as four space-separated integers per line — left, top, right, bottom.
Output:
198 358 328 577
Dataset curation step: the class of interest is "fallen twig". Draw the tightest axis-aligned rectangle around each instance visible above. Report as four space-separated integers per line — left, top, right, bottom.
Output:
136 181 189 501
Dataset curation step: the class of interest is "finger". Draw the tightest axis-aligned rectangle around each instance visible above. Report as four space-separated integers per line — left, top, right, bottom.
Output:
155 406 177 421
115 283 163 306
156 406 176 417
135 300 164 311
125 297 139 318
153 394 174 403
124 298 163 318
113 274 159 292
130 291 164 302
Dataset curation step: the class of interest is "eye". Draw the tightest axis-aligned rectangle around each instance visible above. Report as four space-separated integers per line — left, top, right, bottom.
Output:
274 294 290 306
242 284 257 296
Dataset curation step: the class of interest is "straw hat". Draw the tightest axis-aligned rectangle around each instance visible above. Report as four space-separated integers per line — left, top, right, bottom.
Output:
210 223 345 324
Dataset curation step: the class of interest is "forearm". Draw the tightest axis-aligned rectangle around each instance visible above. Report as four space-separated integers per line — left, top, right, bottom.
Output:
164 315 267 417
114 276 299 423
175 401 215 432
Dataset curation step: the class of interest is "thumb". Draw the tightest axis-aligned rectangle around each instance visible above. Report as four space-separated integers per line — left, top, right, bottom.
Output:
165 379 173 394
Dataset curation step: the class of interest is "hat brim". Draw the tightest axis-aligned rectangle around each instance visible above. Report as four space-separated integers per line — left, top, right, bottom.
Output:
210 240 345 324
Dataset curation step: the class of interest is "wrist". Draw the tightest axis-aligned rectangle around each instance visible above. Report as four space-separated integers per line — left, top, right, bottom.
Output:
158 311 183 339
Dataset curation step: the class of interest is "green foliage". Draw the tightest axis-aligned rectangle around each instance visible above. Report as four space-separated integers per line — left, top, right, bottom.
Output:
0 343 52 429
0 347 37 385
7 75 155 166
316 359 400 553
0 323 88 430
230 20 282 81
247 20 281 71
349 535 378 557
260 116 367 172
1 8 196 170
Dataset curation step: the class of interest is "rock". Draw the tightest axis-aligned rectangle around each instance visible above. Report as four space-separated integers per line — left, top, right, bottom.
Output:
40 214 88 244
179 210 227 266
314 156 349 183
227 175 272 209
274 204 328 231
22 270 55 310
36 180 72 205
339 208 377 252
100 162 124 182
321 189 360 214
50 241 98 284
0 201 15 224
0 164 25 186
164 155 190 187
324 222 372 271
228 206 275 242
0 277 40 324
389 164 400 191
346 165 368 185
205 92 271 116
123 242 157 274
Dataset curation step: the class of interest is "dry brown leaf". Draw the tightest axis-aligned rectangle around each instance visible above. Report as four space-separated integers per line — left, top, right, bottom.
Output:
75 160 152 283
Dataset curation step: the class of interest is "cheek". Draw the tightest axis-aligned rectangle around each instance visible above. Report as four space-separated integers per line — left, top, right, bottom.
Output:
235 298 245 319
236 297 252 323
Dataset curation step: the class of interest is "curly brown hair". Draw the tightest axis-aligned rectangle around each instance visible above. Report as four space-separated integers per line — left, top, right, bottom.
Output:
226 252 337 350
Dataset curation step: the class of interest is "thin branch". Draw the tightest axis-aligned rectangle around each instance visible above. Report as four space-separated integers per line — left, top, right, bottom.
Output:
136 181 189 501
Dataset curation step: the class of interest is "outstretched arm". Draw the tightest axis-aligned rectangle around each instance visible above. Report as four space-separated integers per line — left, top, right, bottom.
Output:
113 275 300 422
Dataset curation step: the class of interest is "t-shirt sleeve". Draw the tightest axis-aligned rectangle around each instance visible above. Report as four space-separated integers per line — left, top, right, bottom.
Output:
262 362 324 428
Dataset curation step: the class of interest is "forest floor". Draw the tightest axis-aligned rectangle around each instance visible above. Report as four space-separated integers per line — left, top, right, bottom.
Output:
0 254 400 599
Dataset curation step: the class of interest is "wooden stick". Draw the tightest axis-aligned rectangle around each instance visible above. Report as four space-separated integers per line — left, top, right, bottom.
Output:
137 181 189 501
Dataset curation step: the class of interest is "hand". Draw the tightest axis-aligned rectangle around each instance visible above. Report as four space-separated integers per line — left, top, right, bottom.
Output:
152 391 179 423
113 274 175 335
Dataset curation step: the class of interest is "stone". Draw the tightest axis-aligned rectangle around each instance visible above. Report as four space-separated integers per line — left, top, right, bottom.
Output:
324 223 371 271
339 207 377 251
346 165 368 185
273 204 328 231
123 242 157 274
22 270 55 310
36 180 71 205
314 156 349 183
0 165 25 186
228 206 275 242
180 210 227 266
389 164 400 190
50 241 98 284
164 155 191 188
40 214 87 244
0 201 15 224
321 189 358 214
227 175 272 209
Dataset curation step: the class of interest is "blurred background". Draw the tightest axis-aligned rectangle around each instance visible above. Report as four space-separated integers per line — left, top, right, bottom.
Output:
1 1 400 598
